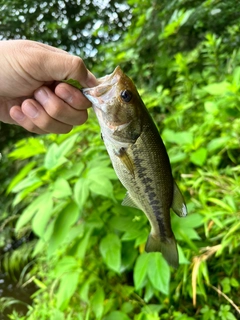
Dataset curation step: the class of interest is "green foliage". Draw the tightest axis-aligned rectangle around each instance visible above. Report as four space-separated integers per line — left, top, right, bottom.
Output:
1 0 240 319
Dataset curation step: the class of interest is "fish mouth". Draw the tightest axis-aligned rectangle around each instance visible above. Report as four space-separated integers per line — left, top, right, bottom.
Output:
81 66 122 103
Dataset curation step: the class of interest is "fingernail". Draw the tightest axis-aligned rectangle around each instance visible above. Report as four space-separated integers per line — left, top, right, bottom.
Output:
86 72 98 87
23 103 39 118
11 108 25 121
59 87 73 104
35 88 48 104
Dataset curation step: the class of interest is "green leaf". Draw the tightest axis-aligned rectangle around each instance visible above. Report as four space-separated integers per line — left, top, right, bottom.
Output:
55 134 78 158
12 181 43 206
190 148 208 166
76 228 92 259
55 256 79 277
162 129 193 145
172 213 203 241
89 176 114 198
44 143 68 170
104 311 131 320
52 178 72 199
147 252 170 295
11 173 41 193
99 233 121 273
56 271 79 310
134 252 150 290
16 192 52 231
74 178 90 208
48 201 79 255
6 161 37 194
31 193 54 238
61 78 82 90
91 286 105 319
207 137 230 152
8 137 46 160
203 82 230 95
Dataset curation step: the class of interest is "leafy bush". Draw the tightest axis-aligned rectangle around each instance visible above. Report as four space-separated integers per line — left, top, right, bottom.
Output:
1 0 240 319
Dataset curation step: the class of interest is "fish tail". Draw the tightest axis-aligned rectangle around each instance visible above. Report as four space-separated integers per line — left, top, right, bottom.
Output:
145 234 179 269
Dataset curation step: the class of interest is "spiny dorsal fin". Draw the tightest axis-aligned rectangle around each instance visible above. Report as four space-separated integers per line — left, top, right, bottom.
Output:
171 181 188 217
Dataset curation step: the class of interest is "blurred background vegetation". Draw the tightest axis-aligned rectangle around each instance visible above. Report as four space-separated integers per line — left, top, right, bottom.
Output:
0 0 240 319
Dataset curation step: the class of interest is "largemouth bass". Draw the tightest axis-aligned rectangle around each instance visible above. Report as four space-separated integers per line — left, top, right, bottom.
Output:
82 66 187 268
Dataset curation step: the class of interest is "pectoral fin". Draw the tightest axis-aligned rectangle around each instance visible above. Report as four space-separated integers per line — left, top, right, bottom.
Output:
171 182 188 217
114 147 135 176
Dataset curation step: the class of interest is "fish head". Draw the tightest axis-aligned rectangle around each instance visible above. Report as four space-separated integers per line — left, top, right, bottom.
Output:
82 66 146 143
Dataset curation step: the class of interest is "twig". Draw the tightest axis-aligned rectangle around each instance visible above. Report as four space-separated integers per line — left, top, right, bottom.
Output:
208 283 240 315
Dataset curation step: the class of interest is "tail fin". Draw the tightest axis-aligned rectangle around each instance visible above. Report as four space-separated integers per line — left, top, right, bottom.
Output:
145 234 179 269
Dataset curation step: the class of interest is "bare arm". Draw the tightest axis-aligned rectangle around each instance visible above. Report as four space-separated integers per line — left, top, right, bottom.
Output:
0 40 97 134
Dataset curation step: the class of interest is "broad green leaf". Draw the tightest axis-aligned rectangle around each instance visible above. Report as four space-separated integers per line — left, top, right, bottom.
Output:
147 253 170 295
74 178 90 208
16 192 52 231
134 252 150 290
207 137 230 152
8 137 46 160
172 213 203 241
203 81 230 95
91 286 105 319
104 311 131 320
6 161 37 194
190 148 208 166
88 176 114 198
76 228 92 259
12 181 43 206
48 201 79 255
52 178 72 199
99 233 121 273
204 101 218 114
32 220 55 256
55 134 78 159
44 143 68 170
32 194 54 238
87 166 117 180
56 271 79 310
55 256 79 277
11 173 41 193
162 129 193 145
79 274 96 303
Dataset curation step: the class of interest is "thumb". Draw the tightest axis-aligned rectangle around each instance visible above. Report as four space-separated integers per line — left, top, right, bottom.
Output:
41 51 98 88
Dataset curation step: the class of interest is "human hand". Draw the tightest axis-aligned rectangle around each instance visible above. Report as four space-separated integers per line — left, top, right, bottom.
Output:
0 40 98 134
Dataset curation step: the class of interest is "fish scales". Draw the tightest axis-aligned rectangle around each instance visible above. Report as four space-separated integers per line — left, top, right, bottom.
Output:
82 66 188 269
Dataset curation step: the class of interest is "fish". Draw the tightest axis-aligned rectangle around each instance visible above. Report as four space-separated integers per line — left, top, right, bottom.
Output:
82 66 187 268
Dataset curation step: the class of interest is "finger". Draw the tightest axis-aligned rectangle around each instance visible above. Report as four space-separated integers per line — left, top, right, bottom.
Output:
34 86 89 125
9 106 47 134
20 100 73 134
54 82 92 110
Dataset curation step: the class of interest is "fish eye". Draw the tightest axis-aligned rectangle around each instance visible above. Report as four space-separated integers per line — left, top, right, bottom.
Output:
120 90 132 103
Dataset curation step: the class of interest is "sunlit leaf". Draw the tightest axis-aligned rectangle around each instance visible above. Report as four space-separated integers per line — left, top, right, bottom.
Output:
134 252 150 290
147 252 170 295
99 233 121 273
